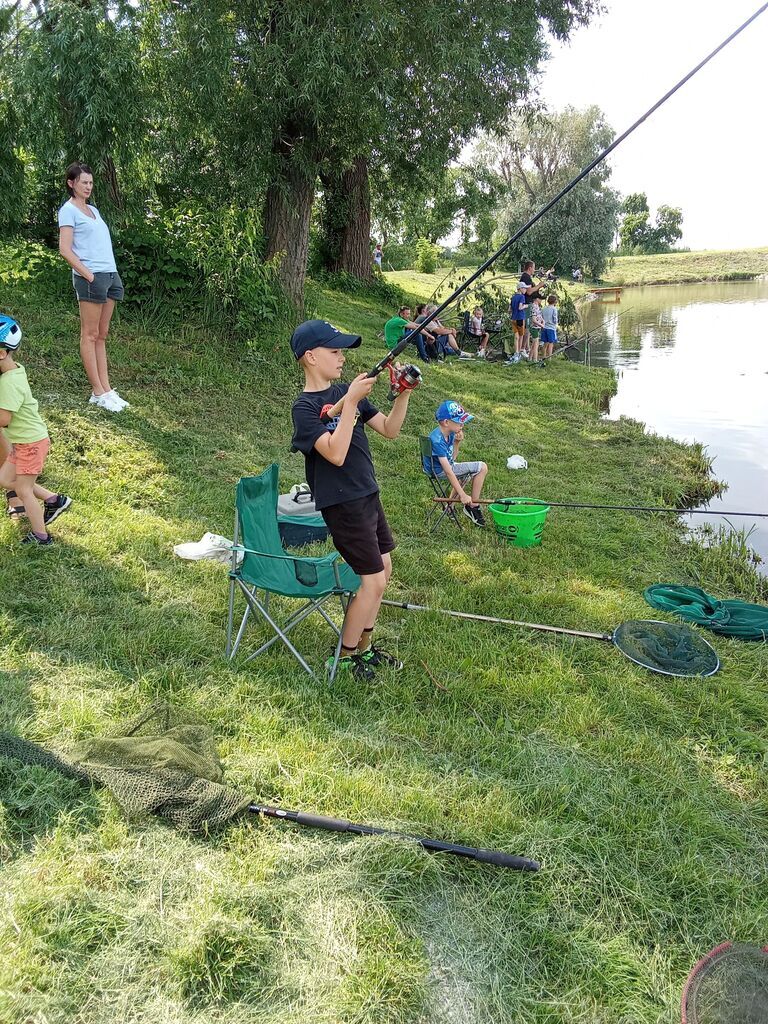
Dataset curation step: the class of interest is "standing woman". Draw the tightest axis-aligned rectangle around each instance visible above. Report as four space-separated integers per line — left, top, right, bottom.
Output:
58 162 129 412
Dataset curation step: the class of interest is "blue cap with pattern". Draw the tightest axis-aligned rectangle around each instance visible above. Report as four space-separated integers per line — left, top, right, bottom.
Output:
435 400 473 424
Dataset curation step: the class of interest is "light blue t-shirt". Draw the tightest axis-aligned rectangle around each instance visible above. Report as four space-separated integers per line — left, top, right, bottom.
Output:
423 425 456 475
57 202 117 274
541 304 558 330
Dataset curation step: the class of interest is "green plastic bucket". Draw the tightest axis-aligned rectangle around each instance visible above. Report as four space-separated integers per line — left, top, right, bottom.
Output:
489 497 550 547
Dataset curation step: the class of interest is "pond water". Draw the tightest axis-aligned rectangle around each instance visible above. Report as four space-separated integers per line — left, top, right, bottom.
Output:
577 280 768 572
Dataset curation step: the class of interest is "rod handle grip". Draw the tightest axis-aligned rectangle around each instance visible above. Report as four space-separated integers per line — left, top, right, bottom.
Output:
295 811 352 832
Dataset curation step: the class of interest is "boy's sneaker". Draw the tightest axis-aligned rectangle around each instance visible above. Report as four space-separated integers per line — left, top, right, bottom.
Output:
43 494 72 526
360 644 404 671
93 392 124 413
21 531 53 546
458 351 473 359
463 503 486 527
327 652 375 681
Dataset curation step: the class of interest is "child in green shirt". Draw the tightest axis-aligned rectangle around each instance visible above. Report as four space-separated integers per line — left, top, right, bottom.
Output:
0 315 72 545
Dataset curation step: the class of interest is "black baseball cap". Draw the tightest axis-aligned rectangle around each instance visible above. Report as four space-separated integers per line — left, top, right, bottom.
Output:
290 319 362 360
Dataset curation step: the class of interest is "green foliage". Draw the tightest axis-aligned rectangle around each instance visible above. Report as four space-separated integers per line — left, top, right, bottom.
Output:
0 102 25 233
0 238 63 288
414 238 442 275
379 240 417 272
555 282 580 335
619 193 684 255
481 106 621 277
7 0 147 228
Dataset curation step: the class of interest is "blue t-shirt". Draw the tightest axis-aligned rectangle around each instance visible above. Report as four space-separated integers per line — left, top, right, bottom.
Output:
57 202 117 274
423 425 456 475
510 292 528 321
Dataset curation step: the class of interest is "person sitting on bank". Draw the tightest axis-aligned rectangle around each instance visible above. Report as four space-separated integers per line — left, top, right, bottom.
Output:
424 304 465 357
384 306 435 362
414 305 440 360
470 307 491 358
424 400 488 527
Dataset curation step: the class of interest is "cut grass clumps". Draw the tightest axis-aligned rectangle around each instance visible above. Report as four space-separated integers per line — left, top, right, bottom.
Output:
1 249 767 1023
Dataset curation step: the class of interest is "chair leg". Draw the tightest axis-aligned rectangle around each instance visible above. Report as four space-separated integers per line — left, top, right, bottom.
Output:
241 588 317 677
229 586 254 660
328 592 353 684
225 575 237 657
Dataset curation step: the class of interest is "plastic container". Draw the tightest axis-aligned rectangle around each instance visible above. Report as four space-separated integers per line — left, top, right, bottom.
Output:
489 497 550 547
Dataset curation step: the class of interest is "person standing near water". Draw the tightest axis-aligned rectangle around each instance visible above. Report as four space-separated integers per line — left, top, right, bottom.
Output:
58 163 129 413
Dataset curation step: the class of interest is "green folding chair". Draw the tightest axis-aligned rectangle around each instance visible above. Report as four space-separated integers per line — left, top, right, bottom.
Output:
226 464 361 680
419 436 472 532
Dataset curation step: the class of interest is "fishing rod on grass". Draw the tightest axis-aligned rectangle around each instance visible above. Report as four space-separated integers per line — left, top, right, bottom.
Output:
326 2 768 419
248 802 540 871
431 498 768 518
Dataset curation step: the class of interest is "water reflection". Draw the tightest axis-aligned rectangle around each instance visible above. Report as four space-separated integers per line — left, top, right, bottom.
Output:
578 281 768 571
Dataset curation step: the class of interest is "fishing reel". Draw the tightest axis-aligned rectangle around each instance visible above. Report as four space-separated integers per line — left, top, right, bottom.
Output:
387 362 422 401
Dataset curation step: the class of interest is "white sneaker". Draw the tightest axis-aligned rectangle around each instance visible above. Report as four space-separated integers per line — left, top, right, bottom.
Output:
107 389 130 410
94 392 124 413
476 350 486 359
458 351 473 359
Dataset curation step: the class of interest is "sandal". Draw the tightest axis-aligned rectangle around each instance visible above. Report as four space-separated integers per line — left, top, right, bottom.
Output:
6 490 25 520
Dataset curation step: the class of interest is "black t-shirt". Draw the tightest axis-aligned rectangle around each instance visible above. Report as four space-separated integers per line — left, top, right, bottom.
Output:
521 271 545 298
291 383 380 511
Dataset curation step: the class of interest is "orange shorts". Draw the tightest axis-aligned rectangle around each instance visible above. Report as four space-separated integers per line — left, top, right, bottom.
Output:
8 437 50 476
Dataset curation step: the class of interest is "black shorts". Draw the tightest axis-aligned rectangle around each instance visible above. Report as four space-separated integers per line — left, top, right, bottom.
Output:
321 492 395 576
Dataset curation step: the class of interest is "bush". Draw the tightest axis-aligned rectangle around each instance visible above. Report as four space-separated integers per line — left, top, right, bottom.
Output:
379 239 415 271
414 238 441 274
0 238 62 287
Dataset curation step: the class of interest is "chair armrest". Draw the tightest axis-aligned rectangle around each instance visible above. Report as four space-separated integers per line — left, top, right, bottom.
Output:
233 545 342 567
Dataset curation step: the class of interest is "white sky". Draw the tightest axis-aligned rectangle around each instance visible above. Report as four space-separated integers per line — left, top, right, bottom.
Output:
537 0 768 250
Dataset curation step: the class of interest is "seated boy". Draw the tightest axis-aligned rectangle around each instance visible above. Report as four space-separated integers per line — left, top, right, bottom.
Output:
424 400 488 527
0 316 72 545
291 319 414 679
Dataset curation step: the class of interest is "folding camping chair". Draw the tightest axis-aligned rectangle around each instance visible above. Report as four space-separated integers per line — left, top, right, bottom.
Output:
419 436 472 532
226 464 361 681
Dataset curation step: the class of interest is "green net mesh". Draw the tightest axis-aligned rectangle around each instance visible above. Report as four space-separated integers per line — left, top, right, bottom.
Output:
613 620 720 677
684 944 768 1024
0 704 253 831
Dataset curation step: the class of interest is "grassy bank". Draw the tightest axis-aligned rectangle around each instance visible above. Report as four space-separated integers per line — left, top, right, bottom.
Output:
386 247 768 308
1 263 767 1024
602 247 768 287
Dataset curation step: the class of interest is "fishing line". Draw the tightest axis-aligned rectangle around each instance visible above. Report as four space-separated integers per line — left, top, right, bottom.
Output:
398 3 768 347
432 498 768 518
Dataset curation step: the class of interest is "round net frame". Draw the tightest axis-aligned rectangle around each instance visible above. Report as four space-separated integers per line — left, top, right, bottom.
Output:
612 619 720 677
682 942 768 1024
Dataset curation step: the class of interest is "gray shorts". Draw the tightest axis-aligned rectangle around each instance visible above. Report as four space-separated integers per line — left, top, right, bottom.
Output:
452 461 484 478
73 271 124 304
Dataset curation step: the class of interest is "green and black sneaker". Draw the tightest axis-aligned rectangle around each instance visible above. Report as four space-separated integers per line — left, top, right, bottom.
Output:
327 652 375 681
360 644 404 671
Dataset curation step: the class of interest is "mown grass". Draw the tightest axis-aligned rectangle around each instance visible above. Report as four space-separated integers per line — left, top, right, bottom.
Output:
1 263 767 1024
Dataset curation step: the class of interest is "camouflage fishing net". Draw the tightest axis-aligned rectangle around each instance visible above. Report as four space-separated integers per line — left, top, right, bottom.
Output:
0 703 253 831
613 619 720 677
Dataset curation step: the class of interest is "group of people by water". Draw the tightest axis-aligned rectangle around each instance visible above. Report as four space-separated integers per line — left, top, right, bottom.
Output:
383 259 561 367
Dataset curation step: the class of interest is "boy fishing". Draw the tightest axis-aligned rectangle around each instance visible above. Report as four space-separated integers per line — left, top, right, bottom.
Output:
291 319 414 679
0 315 72 545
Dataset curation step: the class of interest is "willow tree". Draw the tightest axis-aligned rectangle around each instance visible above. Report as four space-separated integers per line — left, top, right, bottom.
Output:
3 0 146 236
149 0 600 304
480 104 621 276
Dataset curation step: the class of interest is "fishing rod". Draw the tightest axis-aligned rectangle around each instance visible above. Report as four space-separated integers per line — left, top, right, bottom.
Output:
432 498 768 518
393 3 768 352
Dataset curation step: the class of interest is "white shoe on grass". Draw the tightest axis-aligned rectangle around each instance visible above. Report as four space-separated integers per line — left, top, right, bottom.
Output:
94 392 124 413
107 390 129 410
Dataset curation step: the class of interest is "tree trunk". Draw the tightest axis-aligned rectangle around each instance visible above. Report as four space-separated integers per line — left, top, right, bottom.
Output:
263 127 316 309
320 156 372 281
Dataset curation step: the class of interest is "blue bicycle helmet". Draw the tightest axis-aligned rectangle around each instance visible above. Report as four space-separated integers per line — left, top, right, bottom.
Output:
0 315 22 351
